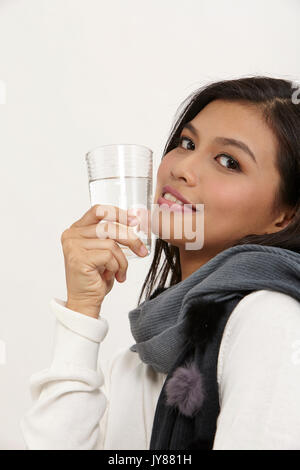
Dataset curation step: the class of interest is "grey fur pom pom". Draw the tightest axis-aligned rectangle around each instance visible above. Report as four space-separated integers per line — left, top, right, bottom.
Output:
165 361 205 417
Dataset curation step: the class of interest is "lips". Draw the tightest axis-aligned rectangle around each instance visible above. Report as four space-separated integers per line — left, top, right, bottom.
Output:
157 195 194 212
160 185 198 211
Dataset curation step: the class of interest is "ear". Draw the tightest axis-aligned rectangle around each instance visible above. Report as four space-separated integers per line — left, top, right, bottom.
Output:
266 207 296 233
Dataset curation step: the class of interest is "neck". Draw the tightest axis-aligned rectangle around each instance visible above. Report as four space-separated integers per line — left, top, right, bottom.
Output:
179 246 224 281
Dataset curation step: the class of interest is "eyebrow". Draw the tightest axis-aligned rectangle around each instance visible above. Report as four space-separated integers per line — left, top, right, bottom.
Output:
183 122 257 164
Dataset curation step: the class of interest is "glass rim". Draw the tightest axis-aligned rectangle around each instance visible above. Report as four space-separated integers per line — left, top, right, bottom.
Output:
85 143 153 159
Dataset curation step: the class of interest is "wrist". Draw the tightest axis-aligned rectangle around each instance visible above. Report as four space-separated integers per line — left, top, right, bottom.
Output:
66 297 102 319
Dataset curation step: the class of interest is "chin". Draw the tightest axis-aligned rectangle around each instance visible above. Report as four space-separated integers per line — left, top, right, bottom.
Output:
159 236 186 248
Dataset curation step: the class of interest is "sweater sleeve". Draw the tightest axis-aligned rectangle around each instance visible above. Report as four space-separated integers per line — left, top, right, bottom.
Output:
20 298 112 450
213 289 300 450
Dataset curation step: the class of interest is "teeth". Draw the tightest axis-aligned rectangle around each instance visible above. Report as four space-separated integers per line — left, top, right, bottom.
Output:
163 192 184 205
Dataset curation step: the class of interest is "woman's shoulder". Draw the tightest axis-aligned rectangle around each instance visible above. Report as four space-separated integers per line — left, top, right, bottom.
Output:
229 289 300 326
215 289 300 450
217 289 300 386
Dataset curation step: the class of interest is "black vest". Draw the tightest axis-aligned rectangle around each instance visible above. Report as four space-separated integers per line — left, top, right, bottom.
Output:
149 292 247 450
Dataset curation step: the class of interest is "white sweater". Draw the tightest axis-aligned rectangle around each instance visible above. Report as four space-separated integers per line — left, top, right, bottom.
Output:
20 289 300 450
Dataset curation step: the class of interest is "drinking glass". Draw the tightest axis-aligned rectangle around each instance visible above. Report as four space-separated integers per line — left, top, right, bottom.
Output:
85 144 153 259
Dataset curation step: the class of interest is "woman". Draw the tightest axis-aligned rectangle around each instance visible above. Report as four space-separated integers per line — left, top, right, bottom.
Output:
21 76 300 450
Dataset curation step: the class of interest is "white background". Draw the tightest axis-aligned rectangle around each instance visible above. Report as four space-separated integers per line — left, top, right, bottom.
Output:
0 0 299 449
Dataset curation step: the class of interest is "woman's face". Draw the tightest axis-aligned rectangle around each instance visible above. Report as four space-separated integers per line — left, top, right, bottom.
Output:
153 99 288 254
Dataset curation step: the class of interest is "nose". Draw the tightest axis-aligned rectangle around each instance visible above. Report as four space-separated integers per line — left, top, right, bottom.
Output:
170 154 198 186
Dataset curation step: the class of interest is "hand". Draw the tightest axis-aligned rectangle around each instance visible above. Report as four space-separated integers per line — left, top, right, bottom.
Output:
60 204 148 318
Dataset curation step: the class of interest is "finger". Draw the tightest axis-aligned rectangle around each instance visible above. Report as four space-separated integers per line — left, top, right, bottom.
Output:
71 223 134 240
127 207 151 236
72 222 148 257
78 238 128 280
85 249 120 276
96 221 148 257
71 204 139 229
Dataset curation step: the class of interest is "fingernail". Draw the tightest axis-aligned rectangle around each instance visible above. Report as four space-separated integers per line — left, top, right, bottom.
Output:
139 245 148 256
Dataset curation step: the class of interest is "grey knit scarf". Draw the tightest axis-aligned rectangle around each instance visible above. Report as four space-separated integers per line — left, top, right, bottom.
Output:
128 243 300 374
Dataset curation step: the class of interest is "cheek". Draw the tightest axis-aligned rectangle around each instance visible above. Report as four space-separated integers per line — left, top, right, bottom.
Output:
202 182 258 243
154 160 171 195
157 158 171 177
205 181 265 220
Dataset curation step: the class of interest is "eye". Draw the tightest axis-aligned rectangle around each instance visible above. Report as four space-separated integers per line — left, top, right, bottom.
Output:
176 135 241 172
177 136 195 151
215 154 241 172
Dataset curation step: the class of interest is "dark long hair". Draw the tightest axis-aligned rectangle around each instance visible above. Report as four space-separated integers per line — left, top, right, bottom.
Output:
137 75 300 306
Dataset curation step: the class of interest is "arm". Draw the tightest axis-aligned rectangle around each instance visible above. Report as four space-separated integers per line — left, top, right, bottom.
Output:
213 289 300 450
20 298 111 450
